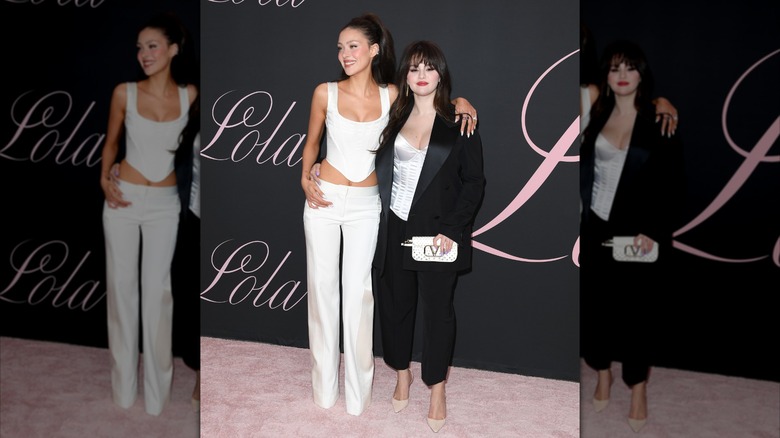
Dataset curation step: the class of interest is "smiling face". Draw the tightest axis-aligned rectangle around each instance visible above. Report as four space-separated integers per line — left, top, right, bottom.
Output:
337 27 378 77
406 61 440 98
136 27 178 77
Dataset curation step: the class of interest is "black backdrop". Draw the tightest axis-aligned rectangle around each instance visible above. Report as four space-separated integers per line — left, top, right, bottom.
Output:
199 0 581 381
0 0 199 359
582 0 779 382
4 0 775 386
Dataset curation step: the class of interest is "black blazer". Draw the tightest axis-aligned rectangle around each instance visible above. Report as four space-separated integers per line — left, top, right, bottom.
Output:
373 112 485 274
580 108 684 252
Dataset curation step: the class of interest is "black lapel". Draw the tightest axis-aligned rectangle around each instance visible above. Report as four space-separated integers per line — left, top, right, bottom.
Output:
616 115 652 198
376 136 394 212
411 116 453 207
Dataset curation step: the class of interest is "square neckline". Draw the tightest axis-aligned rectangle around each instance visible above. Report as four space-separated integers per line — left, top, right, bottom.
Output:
130 82 187 125
332 83 386 124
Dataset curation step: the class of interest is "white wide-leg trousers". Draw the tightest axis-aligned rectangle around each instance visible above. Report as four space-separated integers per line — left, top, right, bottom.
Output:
103 181 179 416
303 180 380 416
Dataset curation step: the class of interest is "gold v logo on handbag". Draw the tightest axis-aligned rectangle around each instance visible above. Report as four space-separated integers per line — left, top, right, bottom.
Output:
602 236 658 263
401 236 458 263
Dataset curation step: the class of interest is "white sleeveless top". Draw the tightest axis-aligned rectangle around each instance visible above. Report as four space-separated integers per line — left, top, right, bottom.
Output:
124 82 190 182
390 133 428 221
324 82 390 182
591 133 627 221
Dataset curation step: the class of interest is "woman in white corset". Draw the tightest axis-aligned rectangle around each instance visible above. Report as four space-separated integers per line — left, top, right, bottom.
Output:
300 13 477 417
99 12 197 416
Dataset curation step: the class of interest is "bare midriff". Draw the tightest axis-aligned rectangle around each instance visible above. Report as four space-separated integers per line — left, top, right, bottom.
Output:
319 159 377 187
118 159 177 187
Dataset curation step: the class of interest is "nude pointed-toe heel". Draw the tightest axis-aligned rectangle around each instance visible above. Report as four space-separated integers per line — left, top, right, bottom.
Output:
392 370 413 413
593 397 609 412
392 397 409 413
628 417 647 433
427 417 446 433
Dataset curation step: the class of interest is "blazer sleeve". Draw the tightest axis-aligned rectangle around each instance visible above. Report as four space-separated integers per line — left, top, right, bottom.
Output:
635 114 685 246
440 129 486 242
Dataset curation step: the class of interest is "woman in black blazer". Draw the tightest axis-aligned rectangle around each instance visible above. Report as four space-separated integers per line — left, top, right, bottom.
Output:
580 40 684 433
372 41 485 433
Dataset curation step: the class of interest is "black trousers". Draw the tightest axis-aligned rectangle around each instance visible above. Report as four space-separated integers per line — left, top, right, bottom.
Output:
376 211 457 386
171 208 200 371
581 209 653 387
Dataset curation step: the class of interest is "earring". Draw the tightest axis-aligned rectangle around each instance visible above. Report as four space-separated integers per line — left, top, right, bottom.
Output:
405 84 409 97
606 87 610 97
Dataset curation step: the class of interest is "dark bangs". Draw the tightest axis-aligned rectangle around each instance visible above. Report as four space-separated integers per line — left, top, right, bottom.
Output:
405 42 447 75
600 39 654 105
607 52 643 73
601 40 649 80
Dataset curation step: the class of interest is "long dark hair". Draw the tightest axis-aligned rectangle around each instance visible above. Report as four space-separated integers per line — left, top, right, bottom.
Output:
584 39 655 142
338 13 396 85
376 41 453 154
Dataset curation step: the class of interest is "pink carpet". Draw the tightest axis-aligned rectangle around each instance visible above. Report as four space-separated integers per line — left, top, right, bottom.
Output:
4 336 777 437
0 337 198 438
200 336 579 437
580 360 780 437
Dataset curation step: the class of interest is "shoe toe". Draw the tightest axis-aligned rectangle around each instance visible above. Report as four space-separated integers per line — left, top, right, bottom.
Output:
592 397 609 412
628 417 647 433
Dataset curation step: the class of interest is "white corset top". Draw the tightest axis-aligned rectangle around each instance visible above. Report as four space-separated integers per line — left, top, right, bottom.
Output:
390 133 427 221
123 82 189 182
591 133 627 221
324 82 390 182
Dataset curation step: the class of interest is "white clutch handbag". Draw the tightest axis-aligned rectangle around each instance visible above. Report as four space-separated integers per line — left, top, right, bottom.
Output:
401 236 458 263
602 236 658 263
